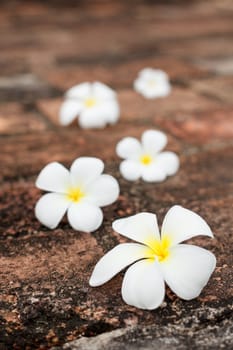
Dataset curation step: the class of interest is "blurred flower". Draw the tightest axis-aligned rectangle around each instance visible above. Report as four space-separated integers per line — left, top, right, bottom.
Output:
59 82 120 128
134 68 171 99
116 129 179 182
90 206 216 310
35 157 119 232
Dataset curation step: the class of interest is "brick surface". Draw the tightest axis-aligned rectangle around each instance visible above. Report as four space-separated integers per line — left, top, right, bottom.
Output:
0 102 47 135
156 108 233 144
0 1 233 349
37 88 220 128
38 57 208 91
191 76 233 104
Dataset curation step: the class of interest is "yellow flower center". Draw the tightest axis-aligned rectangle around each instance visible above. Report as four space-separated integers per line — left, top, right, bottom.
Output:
84 97 97 108
67 188 85 202
145 236 171 262
140 154 153 165
148 79 156 88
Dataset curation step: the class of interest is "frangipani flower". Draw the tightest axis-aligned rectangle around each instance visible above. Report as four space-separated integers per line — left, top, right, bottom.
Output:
90 206 216 310
134 68 171 99
35 157 119 232
116 129 179 182
59 82 120 128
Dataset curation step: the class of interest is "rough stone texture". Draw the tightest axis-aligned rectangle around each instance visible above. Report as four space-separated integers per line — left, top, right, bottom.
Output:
0 1 233 349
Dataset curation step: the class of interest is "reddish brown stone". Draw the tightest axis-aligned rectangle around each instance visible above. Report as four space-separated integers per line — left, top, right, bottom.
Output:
120 87 220 122
156 108 233 144
159 36 233 59
37 88 220 128
191 76 233 104
38 57 208 91
0 0 233 349
0 102 47 135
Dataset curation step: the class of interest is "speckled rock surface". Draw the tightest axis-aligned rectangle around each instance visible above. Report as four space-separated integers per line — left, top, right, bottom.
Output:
0 0 232 349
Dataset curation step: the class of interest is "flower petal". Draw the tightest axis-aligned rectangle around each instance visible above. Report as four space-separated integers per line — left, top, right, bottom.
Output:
66 82 91 99
141 130 167 154
70 157 104 188
121 259 165 309
92 81 116 99
134 77 171 99
100 99 120 124
119 160 141 181
67 202 103 232
161 205 213 246
138 68 169 80
116 137 142 160
86 174 119 207
59 100 83 126
79 107 108 129
156 151 179 176
36 162 70 193
35 193 69 229
161 244 216 300
134 69 171 99
112 212 161 244
141 163 167 182
89 243 149 287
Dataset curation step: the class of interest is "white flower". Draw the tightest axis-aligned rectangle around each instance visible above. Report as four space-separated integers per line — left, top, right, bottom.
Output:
134 68 171 99
116 129 179 182
59 82 120 128
90 206 216 310
35 157 120 232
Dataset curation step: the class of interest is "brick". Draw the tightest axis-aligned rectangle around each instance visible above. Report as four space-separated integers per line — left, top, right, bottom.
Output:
0 102 47 135
1 0 233 348
156 108 233 145
194 57 233 75
191 76 233 104
39 57 208 91
159 36 233 59
37 88 220 129
119 87 220 122
0 74 56 102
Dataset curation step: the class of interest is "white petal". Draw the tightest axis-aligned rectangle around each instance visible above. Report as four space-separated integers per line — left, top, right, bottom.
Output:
141 130 167 154
112 212 161 244
70 157 104 188
134 77 171 99
86 174 119 207
92 81 116 99
122 259 165 310
119 160 141 181
89 243 149 287
35 193 69 229
133 77 148 95
36 162 70 193
116 137 142 160
101 99 120 124
161 205 213 246
79 100 120 128
66 82 91 99
161 244 216 300
59 100 83 126
138 68 168 80
156 151 180 176
67 202 103 232
141 163 167 183
78 107 107 129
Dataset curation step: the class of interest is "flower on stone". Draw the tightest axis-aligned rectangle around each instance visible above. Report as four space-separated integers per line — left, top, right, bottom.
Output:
116 129 179 182
35 157 120 232
59 82 120 128
89 206 216 310
134 68 171 99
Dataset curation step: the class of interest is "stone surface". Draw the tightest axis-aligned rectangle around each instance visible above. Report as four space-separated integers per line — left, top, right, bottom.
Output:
0 102 47 135
0 1 233 349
